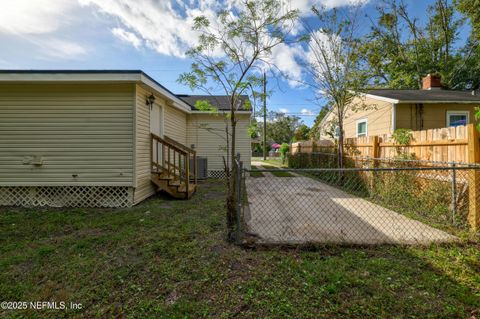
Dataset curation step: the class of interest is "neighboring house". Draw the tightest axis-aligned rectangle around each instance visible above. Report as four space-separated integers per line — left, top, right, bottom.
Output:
321 74 480 139
0 70 251 207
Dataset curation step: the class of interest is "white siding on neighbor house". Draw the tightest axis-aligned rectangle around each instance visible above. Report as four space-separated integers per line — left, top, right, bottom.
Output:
164 104 187 144
187 113 251 171
0 83 135 186
133 85 157 204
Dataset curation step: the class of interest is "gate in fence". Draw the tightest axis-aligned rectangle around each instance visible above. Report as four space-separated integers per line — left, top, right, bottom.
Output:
236 164 480 246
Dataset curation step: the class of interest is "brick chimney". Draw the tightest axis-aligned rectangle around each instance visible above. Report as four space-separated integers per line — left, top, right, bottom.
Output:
422 74 442 90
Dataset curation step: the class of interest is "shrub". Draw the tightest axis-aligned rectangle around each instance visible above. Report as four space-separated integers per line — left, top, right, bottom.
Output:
279 143 289 163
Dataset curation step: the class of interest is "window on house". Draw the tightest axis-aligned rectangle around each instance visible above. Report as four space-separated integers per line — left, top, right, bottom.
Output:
356 119 367 137
446 111 469 127
334 126 340 138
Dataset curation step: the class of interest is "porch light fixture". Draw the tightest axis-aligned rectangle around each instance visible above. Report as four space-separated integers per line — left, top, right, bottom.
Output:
146 94 156 110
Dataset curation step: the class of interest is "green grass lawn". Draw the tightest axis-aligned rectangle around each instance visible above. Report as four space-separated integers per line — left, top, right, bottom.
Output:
250 166 265 178
1 180 479 318
260 164 295 177
252 157 286 168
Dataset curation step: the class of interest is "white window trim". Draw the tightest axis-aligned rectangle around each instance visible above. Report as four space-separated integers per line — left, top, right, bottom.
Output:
356 118 368 137
446 111 469 127
334 125 340 138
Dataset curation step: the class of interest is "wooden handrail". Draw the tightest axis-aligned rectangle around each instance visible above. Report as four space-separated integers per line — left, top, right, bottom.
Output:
164 135 197 154
151 133 198 194
151 133 188 155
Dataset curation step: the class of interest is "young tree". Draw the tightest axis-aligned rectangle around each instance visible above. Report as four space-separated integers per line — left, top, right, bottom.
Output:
178 0 298 242
305 4 367 168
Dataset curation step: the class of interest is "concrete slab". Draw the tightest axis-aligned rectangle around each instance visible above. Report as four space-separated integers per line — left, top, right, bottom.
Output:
244 174 457 245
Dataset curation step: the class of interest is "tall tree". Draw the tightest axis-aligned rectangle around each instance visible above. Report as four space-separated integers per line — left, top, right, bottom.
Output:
452 0 480 90
293 124 311 142
309 106 330 140
361 0 463 89
305 4 367 167
257 112 302 144
455 0 480 39
178 0 298 241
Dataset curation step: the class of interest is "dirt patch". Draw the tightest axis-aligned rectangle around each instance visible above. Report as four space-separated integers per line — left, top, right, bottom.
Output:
165 280 194 305
210 244 227 255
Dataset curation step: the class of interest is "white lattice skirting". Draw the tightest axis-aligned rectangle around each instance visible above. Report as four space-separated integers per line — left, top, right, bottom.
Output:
208 170 227 179
0 186 133 208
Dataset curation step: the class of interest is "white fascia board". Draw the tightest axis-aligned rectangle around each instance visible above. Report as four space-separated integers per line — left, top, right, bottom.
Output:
399 100 480 104
0 72 194 113
190 110 252 114
363 93 400 104
0 72 142 83
139 74 192 113
319 108 333 126
361 92 480 104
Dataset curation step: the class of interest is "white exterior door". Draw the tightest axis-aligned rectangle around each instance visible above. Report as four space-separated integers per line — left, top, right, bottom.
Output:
150 104 163 164
150 104 162 136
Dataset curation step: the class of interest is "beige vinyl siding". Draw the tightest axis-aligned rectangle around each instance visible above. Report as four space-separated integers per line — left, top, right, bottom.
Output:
321 96 393 139
343 96 393 138
164 104 187 144
0 83 134 186
396 103 478 130
132 85 159 204
187 113 251 171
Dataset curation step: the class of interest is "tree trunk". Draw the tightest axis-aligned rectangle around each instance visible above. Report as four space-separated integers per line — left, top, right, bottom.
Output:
337 114 344 168
226 108 237 242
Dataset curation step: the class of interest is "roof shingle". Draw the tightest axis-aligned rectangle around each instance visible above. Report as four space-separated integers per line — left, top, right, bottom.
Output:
177 95 251 111
367 89 480 103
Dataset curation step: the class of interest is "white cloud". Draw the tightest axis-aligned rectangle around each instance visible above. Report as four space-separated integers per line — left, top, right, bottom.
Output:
289 0 369 12
301 108 314 115
38 38 88 59
0 57 13 68
0 0 369 83
112 27 142 49
269 43 306 86
279 108 289 114
0 0 87 60
0 0 75 35
79 0 205 57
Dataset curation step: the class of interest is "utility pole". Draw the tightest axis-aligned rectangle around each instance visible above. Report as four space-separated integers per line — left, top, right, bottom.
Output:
263 72 267 160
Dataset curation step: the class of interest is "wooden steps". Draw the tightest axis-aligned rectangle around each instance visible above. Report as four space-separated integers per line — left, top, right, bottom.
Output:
151 172 196 199
150 133 198 199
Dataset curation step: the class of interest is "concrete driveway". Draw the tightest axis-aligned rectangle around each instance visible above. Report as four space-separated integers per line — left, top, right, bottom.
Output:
244 173 457 245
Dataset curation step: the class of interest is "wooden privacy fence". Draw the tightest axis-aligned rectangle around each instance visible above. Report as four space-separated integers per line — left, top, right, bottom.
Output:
291 140 335 155
291 124 478 165
290 124 480 230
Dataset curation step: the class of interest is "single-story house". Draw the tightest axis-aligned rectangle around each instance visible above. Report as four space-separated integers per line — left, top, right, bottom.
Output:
0 70 251 207
320 74 480 139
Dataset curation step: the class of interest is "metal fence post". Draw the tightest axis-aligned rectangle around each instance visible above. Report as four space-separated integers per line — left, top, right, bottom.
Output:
467 124 480 230
451 163 457 225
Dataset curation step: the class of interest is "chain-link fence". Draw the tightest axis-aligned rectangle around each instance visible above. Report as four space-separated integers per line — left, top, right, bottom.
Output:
238 160 480 245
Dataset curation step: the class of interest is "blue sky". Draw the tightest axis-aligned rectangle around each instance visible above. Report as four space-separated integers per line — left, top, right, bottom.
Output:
0 0 469 126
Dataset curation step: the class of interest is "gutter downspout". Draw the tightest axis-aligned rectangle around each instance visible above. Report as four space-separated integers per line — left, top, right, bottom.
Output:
391 103 397 133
